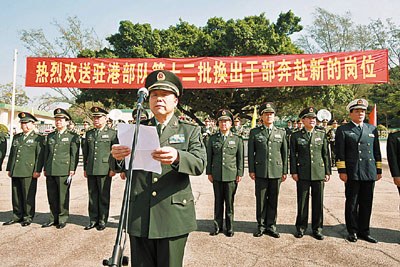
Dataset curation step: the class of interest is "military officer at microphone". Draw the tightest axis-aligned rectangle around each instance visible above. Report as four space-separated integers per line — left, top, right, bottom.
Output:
111 70 206 267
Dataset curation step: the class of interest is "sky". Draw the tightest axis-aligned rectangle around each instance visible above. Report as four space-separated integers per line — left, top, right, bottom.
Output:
1 0 399 105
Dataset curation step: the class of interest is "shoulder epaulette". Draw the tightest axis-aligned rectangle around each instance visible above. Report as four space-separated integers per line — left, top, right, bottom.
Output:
179 119 197 126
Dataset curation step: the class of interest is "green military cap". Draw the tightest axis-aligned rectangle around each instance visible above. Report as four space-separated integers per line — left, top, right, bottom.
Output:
299 107 317 119
145 70 183 97
18 112 38 123
91 107 108 116
83 120 90 124
259 102 276 115
346 98 368 111
234 116 241 122
132 109 149 120
216 109 234 122
332 119 338 124
53 108 71 120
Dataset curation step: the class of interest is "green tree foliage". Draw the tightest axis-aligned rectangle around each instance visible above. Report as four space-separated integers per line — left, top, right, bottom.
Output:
369 66 400 127
77 12 305 122
0 83 30 106
296 8 400 125
20 16 103 119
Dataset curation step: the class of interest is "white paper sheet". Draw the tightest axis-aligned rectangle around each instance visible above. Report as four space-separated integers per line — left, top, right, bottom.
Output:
117 123 162 174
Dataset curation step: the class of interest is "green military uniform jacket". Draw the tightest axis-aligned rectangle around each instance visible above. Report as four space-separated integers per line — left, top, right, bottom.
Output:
127 115 206 239
335 122 381 181
6 131 44 177
248 125 288 179
290 128 331 180
44 130 80 176
82 126 118 176
0 132 7 171
206 131 244 181
387 131 400 177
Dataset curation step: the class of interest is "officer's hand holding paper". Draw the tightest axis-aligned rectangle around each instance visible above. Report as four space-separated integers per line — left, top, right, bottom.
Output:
117 123 162 174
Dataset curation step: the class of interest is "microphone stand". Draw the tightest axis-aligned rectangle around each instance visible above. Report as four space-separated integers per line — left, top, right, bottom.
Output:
103 104 145 267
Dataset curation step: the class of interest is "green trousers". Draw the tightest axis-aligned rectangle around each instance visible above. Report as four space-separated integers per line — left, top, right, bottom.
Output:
255 178 281 231
45 175 70 224
296 180 324 233
130 234 188 267
87 175 112 224
11 177 37 222
212 180 238 232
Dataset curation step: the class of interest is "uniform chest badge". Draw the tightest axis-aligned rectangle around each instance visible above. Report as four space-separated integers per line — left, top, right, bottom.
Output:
274 134 281 138
228 140 236 145
101 134 110 139
26 139 34 144
169 134 185 144
368 134 375 137
62 137 69 142
315 137 322 142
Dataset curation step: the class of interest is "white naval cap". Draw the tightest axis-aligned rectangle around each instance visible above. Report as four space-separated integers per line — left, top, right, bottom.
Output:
346 98 368 112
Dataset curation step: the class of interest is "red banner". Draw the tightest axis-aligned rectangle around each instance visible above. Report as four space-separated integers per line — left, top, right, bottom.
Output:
25 49 388 89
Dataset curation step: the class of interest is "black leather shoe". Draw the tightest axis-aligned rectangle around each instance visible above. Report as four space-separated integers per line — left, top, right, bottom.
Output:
265 230 280 238
96 223 106 231
359 234 378 243
295 231 304 238
41 222 55 228
56 222 66 229
84 222 97 230
226 231 234 237
347 233 358 242
253 230 264 237
3 220 19 226
313 232 325 240
21 221 31 227
209 229 220 236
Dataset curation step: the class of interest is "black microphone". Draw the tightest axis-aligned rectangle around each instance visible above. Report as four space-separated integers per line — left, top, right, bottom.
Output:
137 87 149 107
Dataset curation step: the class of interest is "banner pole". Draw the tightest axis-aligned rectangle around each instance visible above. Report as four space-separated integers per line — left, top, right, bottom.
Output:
10 49 17 138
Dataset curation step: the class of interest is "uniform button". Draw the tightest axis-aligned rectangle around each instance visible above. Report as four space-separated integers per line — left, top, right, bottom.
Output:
268 141 272 144
310 150 313 153
222 163 225 165
311 155 314 158
310 144 313 147
154 178 158 182
152 191 157 197
311 160 314 163
269 159 272 161
18 150 20 152
183 199 187 204
53 158 56 161
94 157 97 160
269 153 272 155
95 141 98 143
369 159 372 161
95 152 97 155
358 143 361 145
359 159 362 161
16 155 19 158
359 151 362 153
16 160 19 162
368 151 371 154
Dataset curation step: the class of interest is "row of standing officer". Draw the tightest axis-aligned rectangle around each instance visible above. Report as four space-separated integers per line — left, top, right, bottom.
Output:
208 99 389 244
2 107 118 231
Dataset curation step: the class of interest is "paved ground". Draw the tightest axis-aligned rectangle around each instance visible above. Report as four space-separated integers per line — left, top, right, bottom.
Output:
0 156 399 267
